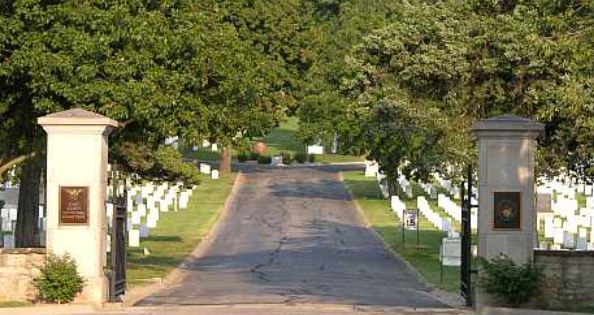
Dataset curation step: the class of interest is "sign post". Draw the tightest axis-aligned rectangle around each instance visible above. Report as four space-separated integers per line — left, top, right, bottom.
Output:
402 208 419 249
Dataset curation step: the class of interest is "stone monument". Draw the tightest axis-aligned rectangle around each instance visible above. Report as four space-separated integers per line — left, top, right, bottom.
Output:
38 108 118 303
472 115 544 264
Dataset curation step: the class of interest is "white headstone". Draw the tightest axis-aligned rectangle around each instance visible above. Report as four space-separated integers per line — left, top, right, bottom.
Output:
139 225 149 238
200 163 211 175
3 235 14 249
307 145 324 155
365 161 379 177
441 238 461 266
160 200 169 212
211 170 220 180
1 219 13 232
544 217 555 239
129 229 140 247
137 204 147 216
131 211 142 225
147 214 158 228
563 231 575 249
553 228 564 245
8 208 17 221
577 228 588 250
271 155 283 167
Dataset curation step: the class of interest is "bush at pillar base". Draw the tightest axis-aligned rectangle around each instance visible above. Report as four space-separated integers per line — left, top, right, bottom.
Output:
34 253 85 304
478 255 544 307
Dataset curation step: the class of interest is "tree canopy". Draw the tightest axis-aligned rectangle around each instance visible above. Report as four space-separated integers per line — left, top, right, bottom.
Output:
1 0 594 245
299 0 594 182
0 0 302 178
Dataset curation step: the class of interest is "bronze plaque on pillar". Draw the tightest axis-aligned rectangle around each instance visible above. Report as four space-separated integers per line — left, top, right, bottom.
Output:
493 191 521 229
60 186 89 225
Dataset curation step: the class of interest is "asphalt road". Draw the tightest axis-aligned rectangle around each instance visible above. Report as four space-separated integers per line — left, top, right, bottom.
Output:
136 165 448 308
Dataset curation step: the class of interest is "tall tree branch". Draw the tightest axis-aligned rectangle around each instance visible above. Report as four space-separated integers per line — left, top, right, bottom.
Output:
0 153 36 177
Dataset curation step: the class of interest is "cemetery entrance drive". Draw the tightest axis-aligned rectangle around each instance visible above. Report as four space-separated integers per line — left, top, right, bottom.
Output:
137 166 447 307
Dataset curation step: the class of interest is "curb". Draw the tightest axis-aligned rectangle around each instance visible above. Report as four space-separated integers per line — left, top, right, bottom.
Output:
478 306 588 315
337 172 465 310
121 172 245 306
0 304 96 315
125 302 471 313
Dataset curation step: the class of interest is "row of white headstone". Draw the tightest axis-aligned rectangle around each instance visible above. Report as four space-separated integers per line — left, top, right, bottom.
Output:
537 176 594 250
105 180 196 250
366 161 481 235
0 206 46 248
168 138 219 152
417 196 457 237
199 163 220 179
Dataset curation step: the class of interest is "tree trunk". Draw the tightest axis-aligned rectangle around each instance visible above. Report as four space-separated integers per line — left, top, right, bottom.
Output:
15 155 43 248
220 145 232 173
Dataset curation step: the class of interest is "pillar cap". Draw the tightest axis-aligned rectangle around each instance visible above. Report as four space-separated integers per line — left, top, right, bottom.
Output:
38 108 118 128
472 114 544 136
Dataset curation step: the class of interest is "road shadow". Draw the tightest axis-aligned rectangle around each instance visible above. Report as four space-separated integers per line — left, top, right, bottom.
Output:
136 218 448 308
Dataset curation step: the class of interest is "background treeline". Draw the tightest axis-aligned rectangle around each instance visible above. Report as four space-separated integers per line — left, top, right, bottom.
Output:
1 0 593 245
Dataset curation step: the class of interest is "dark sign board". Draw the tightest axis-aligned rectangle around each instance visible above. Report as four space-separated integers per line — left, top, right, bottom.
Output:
60 186 89 225
405 209 418 230
493 191 521 229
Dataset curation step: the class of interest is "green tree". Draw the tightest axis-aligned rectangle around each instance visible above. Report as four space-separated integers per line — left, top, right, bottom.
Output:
297 0 400 151
0 0 290 246
311 0 594 182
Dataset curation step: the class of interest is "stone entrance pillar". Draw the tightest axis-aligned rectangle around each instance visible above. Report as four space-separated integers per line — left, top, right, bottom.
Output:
38 108 118 303
472 115 543 264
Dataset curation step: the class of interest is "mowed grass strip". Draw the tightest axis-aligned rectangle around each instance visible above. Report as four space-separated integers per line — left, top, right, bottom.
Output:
127 173 237 286
342 171 460 292
183 117 364 164
253 117 364 163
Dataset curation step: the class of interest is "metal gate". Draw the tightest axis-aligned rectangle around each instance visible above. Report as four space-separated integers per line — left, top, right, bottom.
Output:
460 165 477 307
107 165 127 302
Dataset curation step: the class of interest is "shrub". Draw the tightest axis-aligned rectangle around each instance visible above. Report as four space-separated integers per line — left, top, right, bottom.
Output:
258 155 272 164
307 154 316 163
281 152 293 165
294 152 307 163
237 151 249 163
478 255 544 306
249 151 260 160
34 253 85 304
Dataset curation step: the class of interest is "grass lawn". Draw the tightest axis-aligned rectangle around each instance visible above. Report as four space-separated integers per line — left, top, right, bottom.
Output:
127 173 236 286
184 117 364 164
250 117 364 164
342 171 460 292
552 305 594 314
252 117 302 157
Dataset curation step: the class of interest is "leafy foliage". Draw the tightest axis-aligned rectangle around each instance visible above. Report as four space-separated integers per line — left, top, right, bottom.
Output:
281 152 293 165
113 143 201 185
237 151 249 163
257 155 272 165
0 0 294 175
299 0 594 182
478 255 544 306
294 152 308 164
34 253 85 304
